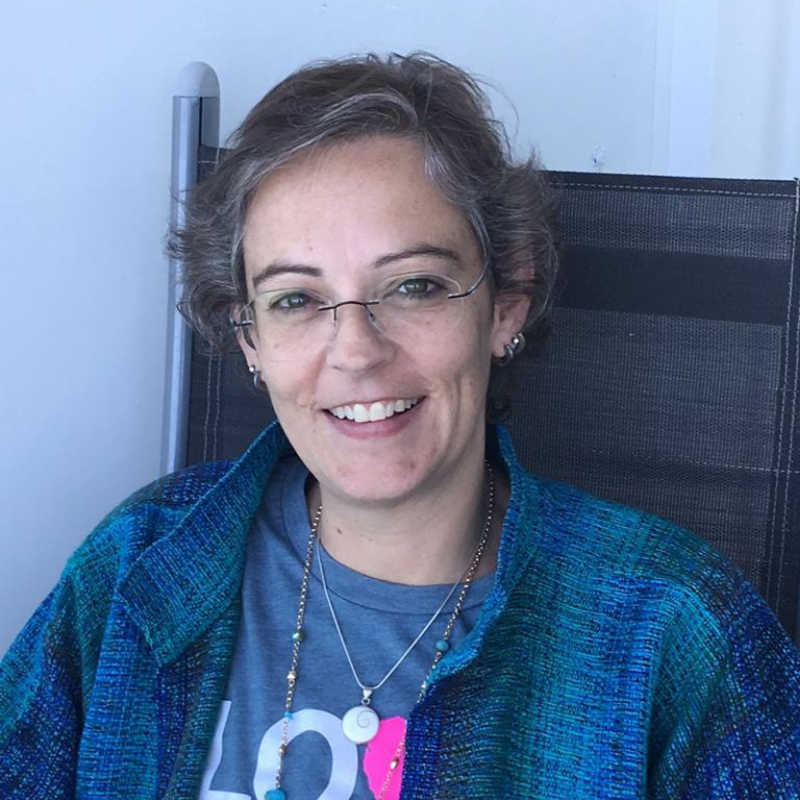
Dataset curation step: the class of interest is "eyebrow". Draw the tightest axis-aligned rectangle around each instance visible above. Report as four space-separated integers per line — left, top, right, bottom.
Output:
252 262 321 289
251 244 464 289
373 245 464 270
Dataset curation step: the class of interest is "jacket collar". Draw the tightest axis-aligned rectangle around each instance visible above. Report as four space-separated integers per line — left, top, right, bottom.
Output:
119 422 543 668
428 424 546 683
119 422 291 665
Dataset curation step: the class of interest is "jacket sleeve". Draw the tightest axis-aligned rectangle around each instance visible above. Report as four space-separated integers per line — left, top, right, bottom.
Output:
0 528 119 797
649 576 800 799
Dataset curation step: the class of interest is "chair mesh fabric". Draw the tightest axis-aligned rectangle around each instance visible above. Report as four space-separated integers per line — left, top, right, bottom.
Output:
183 151 800 640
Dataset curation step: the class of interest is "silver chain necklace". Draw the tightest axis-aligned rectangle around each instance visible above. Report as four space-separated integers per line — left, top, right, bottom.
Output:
317 511 483 744
267 464 495 800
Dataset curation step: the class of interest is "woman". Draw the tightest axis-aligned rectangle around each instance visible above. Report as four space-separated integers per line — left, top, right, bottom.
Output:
2 54 799 800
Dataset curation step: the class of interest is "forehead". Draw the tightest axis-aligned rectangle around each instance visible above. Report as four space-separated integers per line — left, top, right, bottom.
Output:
241 137 480 280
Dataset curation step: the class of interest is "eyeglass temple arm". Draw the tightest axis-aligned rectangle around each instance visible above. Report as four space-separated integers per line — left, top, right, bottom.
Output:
447 262 490 300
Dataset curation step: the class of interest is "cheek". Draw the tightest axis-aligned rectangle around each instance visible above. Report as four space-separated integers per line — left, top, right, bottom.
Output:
260 363 318 413
426 331 493 399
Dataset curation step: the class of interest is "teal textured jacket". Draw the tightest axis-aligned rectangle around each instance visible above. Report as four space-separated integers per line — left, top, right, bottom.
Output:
2 423 800 798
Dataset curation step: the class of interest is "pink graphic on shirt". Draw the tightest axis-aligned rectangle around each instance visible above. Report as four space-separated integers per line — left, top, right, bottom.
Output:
363 716 406 800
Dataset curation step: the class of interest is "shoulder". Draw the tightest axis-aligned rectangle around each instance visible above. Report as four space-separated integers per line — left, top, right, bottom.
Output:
53 423 290 629
65 458 237 582
494 425 736 609
510 473 800 687
107 458 235 521
0 457 233 741
513 471 756 636
535 475 726 580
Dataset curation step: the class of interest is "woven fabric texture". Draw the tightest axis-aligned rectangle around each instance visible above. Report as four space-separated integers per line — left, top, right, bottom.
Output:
2 424 799 798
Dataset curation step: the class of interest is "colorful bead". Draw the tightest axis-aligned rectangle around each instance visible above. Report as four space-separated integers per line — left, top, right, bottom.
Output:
268 473 492 796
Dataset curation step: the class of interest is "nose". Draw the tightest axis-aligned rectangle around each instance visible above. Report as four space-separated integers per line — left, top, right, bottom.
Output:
324 302 394 373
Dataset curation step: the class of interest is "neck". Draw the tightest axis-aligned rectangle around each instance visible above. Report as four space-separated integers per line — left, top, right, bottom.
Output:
306 456 507 586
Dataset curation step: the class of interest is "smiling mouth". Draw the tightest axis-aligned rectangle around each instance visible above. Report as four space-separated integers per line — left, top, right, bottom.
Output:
327 397 421 423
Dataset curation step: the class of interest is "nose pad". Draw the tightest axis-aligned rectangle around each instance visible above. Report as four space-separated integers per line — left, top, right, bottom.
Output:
326 300 384 335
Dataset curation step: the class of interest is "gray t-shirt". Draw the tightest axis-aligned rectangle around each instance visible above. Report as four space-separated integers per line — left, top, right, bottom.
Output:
198 455 492 800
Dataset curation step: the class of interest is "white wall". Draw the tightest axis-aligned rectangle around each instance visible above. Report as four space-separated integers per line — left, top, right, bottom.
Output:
1 0 798 653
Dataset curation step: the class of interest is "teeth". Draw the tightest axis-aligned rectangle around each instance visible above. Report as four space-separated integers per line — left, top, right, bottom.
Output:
328 398 420 423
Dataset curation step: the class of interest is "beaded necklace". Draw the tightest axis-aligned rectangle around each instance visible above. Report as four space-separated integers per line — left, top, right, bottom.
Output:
266 465 495 800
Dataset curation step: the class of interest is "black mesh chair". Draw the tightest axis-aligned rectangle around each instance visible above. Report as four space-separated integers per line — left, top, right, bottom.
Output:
163 65 800 644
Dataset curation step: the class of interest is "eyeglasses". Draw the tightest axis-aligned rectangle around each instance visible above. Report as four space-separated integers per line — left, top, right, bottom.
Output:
232 262 489 363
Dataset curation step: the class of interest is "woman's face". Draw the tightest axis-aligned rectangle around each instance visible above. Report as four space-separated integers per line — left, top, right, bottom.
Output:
240 137 526 506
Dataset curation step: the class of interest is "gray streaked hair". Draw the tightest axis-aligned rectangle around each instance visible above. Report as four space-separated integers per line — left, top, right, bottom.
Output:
167 52 558 420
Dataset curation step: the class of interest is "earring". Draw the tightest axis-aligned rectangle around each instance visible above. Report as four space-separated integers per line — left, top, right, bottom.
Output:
248 364 261 389
494 332 525 366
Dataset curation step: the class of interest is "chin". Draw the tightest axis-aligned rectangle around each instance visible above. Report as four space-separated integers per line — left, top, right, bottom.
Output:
317 459 431 507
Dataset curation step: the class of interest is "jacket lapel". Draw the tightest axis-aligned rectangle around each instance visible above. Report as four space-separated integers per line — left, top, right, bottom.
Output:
89 423 292 799
118 422 290 666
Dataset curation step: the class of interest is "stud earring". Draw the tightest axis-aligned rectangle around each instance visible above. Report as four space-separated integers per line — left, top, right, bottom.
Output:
494 332 525 366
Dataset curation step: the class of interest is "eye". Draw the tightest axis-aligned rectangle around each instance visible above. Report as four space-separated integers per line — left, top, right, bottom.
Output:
251 288 326 329
388 274 454 301
380 273 458 308
259 288 329 315
397 277 435 296
271 291 312 310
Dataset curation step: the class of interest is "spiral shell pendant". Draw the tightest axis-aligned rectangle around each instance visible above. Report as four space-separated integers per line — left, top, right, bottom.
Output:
342 704 380 743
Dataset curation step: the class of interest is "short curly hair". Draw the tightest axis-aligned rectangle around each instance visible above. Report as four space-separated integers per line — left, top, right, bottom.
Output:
167 52 558 419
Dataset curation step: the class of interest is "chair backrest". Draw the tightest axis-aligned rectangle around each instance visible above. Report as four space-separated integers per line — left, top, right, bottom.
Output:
172 139 800 644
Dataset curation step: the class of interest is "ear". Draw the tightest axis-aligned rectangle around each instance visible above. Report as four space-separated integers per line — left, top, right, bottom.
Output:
491 291 531 359
232 303 259 365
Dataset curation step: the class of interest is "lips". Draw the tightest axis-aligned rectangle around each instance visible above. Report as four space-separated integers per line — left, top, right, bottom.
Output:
327 397 421 423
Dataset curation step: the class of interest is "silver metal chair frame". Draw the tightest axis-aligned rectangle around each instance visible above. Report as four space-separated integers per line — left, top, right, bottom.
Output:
161 63 220 476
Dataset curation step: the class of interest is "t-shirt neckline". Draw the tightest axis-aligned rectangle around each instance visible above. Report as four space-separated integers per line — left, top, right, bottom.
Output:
273 455 494 615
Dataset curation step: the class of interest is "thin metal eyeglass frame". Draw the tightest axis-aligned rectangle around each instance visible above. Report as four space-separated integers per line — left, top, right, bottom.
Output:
315 260 490 324
231 261 490 339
